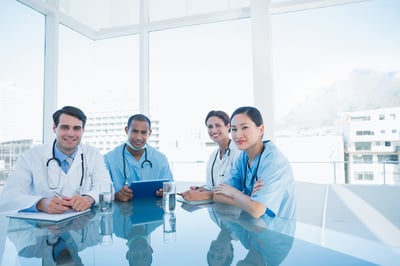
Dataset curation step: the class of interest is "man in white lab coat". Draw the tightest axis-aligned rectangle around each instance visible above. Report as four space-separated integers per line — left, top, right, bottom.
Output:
0 106 110 213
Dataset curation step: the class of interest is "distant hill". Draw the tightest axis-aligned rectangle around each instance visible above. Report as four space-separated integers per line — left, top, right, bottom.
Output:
277 69 400 130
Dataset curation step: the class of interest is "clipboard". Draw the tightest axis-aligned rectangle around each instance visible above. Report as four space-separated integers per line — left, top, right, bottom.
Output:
130 179 170 198
7 209 91 223
177 196 214 206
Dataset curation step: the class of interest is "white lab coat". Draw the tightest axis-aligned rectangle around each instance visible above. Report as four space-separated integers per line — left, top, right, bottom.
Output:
0 143 111 212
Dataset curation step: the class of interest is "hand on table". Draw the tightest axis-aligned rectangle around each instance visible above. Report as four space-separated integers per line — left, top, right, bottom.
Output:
37 194 93 213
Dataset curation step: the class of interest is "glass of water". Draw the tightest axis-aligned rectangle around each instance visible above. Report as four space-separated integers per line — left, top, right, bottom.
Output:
162 181 176 213
99 183 113 213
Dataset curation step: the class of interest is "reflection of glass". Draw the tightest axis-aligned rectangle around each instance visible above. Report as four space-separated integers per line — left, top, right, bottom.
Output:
163 212 176 244
99 212 113 246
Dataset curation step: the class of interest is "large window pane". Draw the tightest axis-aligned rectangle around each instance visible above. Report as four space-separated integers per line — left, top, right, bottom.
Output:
58 26 139 153
272 0 400 184
59 26 139 113
0 0 44 180
150 19 253 180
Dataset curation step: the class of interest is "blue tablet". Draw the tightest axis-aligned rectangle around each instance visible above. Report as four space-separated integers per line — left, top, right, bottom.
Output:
130 179 170 198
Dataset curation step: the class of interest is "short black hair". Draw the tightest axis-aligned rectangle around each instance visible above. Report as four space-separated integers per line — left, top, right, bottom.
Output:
52 106 87 128
127 114 151 129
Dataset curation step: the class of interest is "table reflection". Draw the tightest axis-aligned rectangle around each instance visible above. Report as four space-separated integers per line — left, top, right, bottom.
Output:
1 193 383 265
7 210 98 265
112 198 164 266
209 203 296 266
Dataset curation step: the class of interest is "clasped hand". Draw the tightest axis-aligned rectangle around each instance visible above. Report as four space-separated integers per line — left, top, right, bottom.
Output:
179 186 210 201
38 194 93 214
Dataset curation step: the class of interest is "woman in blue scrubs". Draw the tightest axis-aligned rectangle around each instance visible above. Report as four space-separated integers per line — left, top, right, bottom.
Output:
213 106 295 219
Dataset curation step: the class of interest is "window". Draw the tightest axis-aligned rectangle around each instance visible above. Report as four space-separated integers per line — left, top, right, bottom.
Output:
0 1 44 179
385 141 391 147
377 154 398 164
379 114 385 120
356 131 373 136
270 0 400 176
149 19 253 161
59 26 139 112
353 155 373 163
350 116 371 122
354 172 374 181
0 1 44 143
58 26 139 153
355 142 371 151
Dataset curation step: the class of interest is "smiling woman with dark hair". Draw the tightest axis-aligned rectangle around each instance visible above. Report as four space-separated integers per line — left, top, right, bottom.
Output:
180 110 241 202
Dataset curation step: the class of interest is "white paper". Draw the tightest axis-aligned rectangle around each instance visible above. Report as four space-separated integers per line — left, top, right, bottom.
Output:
7 209 91 223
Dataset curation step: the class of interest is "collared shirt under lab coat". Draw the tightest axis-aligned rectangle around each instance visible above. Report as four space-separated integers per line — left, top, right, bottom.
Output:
0 143 111 212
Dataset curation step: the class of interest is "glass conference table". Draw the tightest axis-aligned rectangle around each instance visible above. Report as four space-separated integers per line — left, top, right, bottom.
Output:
0 185 398 265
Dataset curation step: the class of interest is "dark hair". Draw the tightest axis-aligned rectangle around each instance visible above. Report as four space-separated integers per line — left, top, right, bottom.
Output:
52 106 87 128
127 114 151 129
205 110 230 126
230 106 263 126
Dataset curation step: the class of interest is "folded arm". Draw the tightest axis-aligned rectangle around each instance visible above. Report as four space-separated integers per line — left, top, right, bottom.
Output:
213 183 267 218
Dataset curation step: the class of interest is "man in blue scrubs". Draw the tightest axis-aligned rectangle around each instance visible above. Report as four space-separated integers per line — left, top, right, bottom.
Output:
104 114 173 201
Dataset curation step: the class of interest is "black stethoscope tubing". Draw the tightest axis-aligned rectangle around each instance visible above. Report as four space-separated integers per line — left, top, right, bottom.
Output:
243 141 269 191
46 139 85 189
122 143 153 183
211 139 231 187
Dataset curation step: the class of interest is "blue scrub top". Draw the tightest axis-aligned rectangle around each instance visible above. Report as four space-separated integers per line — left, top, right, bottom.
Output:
104 143 173 192
224 141 296 219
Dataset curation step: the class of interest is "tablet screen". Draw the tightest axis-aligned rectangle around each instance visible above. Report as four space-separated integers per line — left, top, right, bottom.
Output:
130 179 170 198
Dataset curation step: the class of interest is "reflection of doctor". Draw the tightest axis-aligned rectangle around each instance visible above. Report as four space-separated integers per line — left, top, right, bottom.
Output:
113 201 163 266
206 206 236 266
0 106 110 213
7 211 100 265
217 207 296 266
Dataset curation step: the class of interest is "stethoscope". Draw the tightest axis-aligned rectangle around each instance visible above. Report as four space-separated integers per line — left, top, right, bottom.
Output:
122 143 153 185
46 139 85 192
242 141 269 192
210 139 231 187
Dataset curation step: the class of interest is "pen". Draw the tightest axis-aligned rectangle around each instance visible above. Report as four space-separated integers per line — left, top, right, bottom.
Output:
53 191 63 199
53 191 73 209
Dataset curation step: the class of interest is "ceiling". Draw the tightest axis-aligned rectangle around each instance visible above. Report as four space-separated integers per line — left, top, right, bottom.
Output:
17 0 368 40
